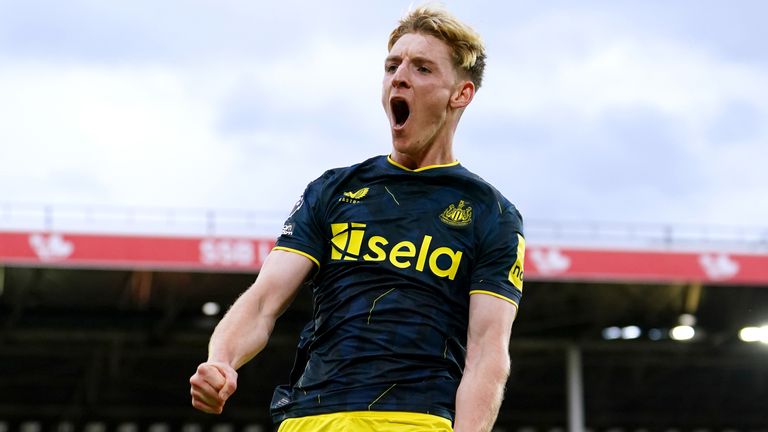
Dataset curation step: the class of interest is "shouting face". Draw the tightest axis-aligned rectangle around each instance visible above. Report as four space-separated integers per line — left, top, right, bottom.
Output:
382 32 474 166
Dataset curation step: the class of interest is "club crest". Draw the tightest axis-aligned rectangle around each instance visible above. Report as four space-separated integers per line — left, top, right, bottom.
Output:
440 200 473 227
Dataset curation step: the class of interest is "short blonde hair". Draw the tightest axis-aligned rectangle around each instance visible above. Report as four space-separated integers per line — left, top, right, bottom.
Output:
388 4 486 89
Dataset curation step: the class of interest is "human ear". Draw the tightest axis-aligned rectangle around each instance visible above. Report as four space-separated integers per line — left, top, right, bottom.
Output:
450 80 475 109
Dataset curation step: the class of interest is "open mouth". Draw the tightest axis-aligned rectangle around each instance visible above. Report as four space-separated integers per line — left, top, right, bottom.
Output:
391 98 410 128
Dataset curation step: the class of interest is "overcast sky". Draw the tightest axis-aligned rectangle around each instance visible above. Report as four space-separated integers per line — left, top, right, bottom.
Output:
1 0 766 230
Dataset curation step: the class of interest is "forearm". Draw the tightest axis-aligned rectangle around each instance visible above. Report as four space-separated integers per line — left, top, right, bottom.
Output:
453 350 510 432
207 285 277 370
205 250 311 369
190 250 312 414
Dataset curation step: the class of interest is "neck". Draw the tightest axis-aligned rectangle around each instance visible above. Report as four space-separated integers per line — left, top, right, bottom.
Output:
389 145 455 170
390 116 459 169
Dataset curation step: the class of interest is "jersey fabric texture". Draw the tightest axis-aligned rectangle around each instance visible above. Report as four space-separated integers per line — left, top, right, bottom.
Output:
277 411 453 432
270 155 524 424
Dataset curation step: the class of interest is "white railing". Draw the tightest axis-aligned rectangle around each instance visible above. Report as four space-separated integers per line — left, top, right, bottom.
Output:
1 202 767 252
528 219 768 252
0 203 285 238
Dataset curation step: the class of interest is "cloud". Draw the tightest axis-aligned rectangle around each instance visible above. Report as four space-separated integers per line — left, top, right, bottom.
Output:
481 10 768 127
0 1 399 64
0 36 392 214
459 8 768 225
212 37 386 137
1 1 766 230
0 62 237 207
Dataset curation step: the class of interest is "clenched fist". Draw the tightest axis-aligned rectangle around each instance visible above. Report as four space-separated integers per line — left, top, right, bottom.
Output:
190 361 238 414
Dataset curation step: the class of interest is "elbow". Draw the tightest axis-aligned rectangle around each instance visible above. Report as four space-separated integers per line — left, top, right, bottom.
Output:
465 346 510 382
494 351 511 382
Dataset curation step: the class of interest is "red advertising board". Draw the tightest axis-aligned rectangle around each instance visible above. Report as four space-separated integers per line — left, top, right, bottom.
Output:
525 246 768 285
1 230 767 284
0 231 275 272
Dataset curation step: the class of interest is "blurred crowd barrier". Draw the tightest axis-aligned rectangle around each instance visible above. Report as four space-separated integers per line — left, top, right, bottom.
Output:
1 202 766 252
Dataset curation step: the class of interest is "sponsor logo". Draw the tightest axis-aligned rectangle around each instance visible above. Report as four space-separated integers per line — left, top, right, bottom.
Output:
507 234 525 290
282 223 294 236
439 200 472 227
199 239 255 266
340 187 369 204
330 222 463 280
28 233 74 261
699 253 739 280
529 247 570 276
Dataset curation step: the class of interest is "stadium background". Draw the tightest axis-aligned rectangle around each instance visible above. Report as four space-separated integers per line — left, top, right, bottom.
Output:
2 1 767 431
1 204 767 432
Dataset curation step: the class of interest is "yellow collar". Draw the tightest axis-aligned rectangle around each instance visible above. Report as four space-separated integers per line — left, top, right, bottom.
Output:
386 155 459 172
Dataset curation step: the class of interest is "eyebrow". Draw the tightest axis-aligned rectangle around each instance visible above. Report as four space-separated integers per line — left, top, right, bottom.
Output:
384 54 437 66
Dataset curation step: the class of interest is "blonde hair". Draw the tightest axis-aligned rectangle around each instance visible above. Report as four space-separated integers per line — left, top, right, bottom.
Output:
388 4 486 89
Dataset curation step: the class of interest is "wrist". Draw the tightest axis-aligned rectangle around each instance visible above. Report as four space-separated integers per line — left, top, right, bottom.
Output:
207 348 235 367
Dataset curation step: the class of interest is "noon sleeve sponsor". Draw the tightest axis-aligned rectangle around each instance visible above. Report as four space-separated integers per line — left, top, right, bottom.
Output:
469 202 525 306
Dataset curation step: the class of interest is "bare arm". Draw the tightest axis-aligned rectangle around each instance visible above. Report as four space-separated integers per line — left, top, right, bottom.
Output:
189 249 315 414
453 294 518 432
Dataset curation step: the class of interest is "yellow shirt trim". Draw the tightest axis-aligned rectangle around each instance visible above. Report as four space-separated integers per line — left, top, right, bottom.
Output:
278 411 452 432
387 155 460 172
272 246 320 267
469 290 519 307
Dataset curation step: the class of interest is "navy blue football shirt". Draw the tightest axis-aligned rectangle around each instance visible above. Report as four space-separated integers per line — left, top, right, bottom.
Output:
270 155 524 423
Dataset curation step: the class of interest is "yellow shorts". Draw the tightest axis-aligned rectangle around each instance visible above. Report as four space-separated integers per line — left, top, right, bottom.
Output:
277 411 453 432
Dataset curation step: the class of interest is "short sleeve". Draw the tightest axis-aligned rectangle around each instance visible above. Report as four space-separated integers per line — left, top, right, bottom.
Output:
273 176 328 268
469 201 525 307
